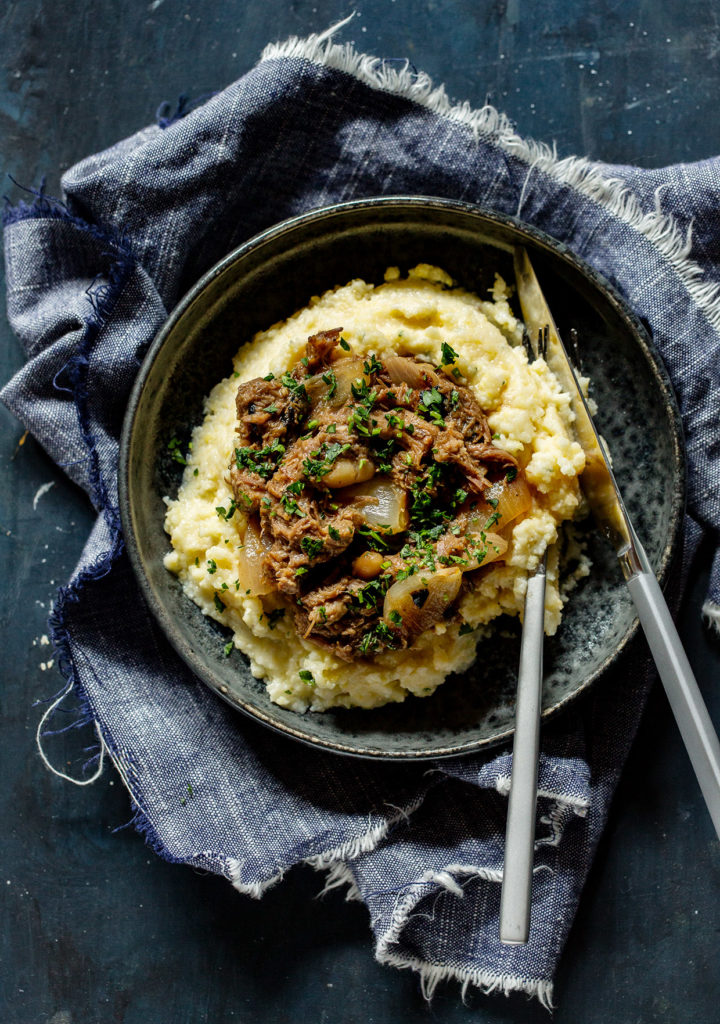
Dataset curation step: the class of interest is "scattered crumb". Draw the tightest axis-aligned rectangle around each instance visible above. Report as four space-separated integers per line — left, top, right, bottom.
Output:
32 481 55 511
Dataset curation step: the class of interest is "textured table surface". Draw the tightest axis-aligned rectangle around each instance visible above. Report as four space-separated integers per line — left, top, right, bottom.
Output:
2 2 720 1022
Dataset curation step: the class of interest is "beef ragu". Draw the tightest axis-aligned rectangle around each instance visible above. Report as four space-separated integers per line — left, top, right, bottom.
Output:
227 328 533 661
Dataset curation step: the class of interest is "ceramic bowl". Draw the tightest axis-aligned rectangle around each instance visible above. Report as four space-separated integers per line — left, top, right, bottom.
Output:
119 197 685 759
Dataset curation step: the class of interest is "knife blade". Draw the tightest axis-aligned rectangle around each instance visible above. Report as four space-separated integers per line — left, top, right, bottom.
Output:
512 245 720 841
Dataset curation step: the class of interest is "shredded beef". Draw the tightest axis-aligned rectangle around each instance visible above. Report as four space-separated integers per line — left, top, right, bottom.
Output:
227 328 527 660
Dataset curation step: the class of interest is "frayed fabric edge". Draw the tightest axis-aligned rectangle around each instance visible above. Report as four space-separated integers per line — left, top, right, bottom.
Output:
702 599 720 633
262 23 720 336
377 949 554 1011
227 791 426 900
310 851 555 1006
373 864 554 1007
493 773 590 816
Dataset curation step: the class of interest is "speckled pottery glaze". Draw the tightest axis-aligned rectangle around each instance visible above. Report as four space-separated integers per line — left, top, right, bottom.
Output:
119 197 685 760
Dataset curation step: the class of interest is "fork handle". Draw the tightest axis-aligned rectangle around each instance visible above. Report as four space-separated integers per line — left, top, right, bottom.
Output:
499 560 546 945
627 567 720 840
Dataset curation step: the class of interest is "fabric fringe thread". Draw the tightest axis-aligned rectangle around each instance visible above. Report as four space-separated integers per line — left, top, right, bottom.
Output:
262 20 720 336
372 865 555 1009
377 949 555 1011
703 600 720 633
227 793 426 900
4 188 136 786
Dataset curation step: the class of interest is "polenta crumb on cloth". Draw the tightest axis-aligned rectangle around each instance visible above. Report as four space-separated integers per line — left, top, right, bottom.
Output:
3 22 720 1008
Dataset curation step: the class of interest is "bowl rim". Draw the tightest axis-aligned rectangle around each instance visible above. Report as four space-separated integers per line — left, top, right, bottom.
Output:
119 195 686 760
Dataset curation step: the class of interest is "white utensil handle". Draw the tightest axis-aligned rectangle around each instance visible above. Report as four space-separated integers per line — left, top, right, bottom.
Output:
627 569 720 840
499 565 546 945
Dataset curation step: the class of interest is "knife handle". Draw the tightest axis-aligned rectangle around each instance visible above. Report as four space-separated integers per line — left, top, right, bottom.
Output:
626 567 720 840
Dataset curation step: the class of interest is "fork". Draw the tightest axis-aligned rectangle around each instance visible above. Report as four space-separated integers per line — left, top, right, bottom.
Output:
499 326 549 945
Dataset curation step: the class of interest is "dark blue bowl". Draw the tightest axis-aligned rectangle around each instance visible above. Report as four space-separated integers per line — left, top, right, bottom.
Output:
119 197 685 759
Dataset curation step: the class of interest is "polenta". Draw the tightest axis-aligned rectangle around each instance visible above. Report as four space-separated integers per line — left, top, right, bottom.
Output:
163 265 587 712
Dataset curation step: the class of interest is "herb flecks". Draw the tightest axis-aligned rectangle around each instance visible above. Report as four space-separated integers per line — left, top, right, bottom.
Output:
168 437 188 465
302 441 351 481
300 537 325 559
216 499 238 521
439 341 459 366
234 439 285 480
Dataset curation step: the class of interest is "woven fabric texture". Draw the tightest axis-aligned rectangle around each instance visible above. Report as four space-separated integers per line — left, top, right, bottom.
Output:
3 33 719 1004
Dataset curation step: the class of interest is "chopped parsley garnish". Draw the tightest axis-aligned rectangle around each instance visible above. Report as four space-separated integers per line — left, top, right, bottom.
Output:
234 439 286 480
418 387 445 425
216 499 238 521
300 537 325 559
350 376 376 404
213 593 225 613
363 353 383 375
409 459 451 531
322 368 337 398
302 441 351 480
223 640 234 657
167 437 187 465
328 525 341 541
207 559 217 574
350 576 389 610
357 524 391 550
299 669 315 684
506 465 518 482
281 372 308 401
281 480 305 517
485 508 501 530
440 341 459 365
339 338 351 351
358 619 397 655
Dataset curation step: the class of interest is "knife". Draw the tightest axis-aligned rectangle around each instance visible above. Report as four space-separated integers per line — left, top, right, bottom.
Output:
512 246 720 846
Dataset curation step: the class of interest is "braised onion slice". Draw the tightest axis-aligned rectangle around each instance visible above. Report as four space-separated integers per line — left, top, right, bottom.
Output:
384 355 440 389
463 529 508 568
485 474 532 530
237 518 275 596
342 478 409 533
306 356 366 409
323 458 375 489
383 567 462 637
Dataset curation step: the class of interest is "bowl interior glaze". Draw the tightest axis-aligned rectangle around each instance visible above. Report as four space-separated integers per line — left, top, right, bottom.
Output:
119 197 685 760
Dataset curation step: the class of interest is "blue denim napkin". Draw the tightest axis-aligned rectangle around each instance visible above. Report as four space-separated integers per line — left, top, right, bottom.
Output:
3 26 720 1007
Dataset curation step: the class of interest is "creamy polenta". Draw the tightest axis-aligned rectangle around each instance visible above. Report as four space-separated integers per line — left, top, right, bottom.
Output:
163 265 587 712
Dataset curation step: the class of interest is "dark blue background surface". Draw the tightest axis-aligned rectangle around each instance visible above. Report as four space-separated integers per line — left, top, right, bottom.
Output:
2 2 720 1021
